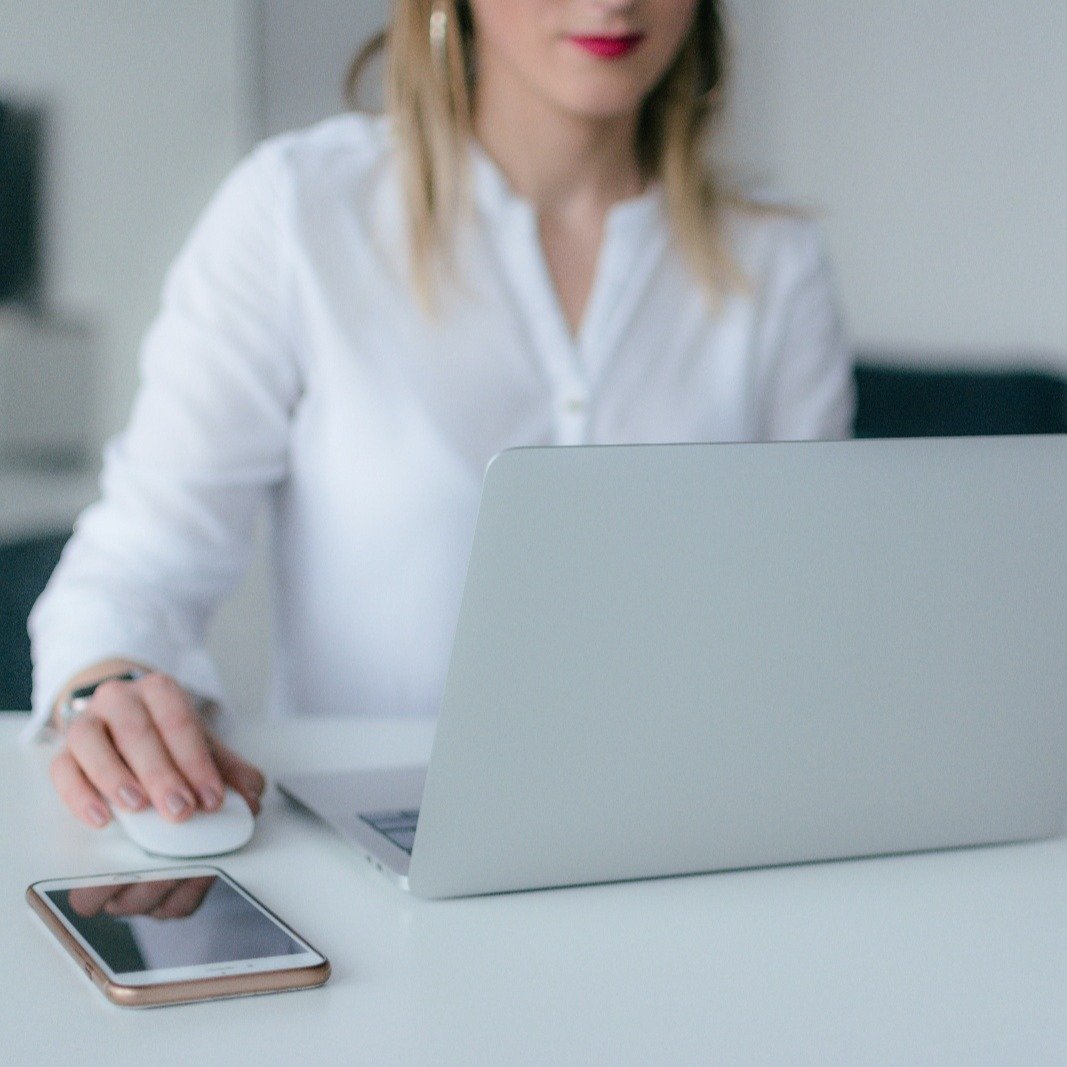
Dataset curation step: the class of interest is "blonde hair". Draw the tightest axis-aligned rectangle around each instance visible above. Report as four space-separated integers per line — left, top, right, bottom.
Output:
347 0 737 307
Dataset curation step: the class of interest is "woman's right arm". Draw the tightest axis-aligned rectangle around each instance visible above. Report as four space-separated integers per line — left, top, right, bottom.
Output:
30 137 301 824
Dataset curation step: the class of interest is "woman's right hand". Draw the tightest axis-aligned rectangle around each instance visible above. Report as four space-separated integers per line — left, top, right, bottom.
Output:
49 669 265 829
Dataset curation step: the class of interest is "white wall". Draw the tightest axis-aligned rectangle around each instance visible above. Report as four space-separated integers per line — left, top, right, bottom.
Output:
0 0 258 451
259 0 389 136
734 1 1067 369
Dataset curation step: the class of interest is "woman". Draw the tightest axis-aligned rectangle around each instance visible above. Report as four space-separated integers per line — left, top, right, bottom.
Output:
30 0 854 829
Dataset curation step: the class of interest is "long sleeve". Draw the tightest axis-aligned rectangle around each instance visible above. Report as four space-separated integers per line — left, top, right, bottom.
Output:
26 141 301 738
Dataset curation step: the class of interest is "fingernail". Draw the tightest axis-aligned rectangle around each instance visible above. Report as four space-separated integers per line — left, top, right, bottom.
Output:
119 785 146 810
87 803 109 827
165 791 191 816
201 786 223 810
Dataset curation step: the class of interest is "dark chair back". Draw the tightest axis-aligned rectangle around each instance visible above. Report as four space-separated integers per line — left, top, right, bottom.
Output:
0 531 69 711
854 362 1066 438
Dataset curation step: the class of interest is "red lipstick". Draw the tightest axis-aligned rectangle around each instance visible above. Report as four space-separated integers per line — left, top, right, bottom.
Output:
569 34 644 60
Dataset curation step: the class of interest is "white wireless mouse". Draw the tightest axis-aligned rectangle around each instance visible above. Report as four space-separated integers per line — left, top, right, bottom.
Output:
110 787 256 858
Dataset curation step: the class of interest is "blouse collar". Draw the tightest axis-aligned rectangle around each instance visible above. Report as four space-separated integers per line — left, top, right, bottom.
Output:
468 140 663 240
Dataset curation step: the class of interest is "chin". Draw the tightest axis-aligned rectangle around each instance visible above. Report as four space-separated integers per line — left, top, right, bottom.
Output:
551 82 651 123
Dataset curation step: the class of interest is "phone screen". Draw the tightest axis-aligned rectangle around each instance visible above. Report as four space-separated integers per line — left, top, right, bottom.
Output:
44 874 306 975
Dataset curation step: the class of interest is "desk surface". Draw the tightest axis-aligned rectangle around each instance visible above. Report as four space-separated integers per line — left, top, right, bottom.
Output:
3 715 1065 1065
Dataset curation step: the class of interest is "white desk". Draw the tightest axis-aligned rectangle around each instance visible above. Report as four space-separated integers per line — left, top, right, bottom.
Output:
3 716 1065 1065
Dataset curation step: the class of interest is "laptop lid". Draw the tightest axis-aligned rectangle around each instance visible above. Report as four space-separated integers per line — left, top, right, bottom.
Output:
407 437 1066 898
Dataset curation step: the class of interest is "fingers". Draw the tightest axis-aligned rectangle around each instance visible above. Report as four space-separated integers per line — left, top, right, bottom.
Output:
138 674 225 812
68 884 124 918
52 670 264 829
66 877 214 920
88 674 228 822
149 876 214 919
89 680 198 822
210 736 266 816
64 713 147 813
50 748 111 829
103 879 177 917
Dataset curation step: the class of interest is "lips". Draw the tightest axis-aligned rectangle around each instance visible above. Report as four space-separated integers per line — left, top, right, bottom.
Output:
569 34 645 60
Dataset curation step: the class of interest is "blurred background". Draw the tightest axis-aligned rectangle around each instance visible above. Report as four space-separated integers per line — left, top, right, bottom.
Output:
2 1 1065 715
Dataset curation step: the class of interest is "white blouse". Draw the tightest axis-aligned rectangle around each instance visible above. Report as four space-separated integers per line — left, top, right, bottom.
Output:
27 113 854 737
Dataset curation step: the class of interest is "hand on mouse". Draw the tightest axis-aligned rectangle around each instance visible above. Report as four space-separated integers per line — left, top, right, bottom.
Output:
49 668 265 830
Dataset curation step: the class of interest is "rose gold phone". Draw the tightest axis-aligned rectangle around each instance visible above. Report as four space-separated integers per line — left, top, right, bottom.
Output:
27 866 330 1007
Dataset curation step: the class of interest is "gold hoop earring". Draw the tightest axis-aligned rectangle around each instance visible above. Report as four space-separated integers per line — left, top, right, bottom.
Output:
429 3 449 72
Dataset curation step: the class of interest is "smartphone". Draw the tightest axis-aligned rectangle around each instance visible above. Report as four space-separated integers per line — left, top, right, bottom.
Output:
26 866 330 1007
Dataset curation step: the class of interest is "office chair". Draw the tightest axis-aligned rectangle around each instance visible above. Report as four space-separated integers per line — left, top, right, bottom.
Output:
853 360 1066 438
0 531 69 711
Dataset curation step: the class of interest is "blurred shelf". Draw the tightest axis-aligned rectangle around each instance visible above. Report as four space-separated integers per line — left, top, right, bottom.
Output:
0 465 97 542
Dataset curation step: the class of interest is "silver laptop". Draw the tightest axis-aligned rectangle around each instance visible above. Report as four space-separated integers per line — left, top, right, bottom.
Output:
279 437 1067 898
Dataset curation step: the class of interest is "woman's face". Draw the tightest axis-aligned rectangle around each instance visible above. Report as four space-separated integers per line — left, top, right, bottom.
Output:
467 0 700 121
